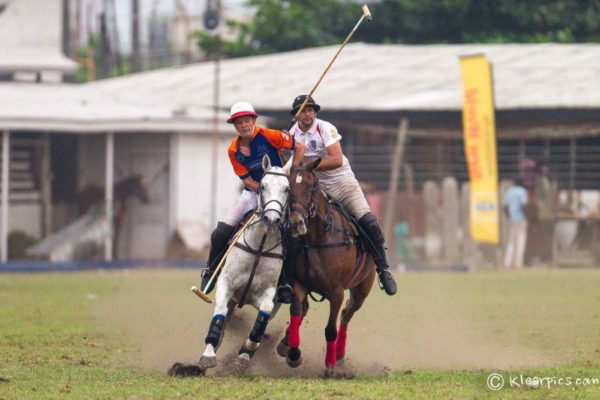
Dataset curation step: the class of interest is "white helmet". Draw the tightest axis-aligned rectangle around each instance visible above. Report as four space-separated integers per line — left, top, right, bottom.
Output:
227 101 258 123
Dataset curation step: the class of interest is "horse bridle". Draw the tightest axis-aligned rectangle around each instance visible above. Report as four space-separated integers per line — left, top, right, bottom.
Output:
257 170 289 220
289 167 319 221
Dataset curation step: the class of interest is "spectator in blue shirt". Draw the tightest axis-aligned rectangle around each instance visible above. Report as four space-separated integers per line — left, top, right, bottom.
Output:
503 177 529 269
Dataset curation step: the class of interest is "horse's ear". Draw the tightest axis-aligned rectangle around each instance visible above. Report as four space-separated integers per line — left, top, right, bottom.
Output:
305 158 321 171
262 154 272 171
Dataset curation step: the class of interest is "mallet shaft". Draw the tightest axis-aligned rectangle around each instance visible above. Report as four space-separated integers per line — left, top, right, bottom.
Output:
194 213 258 303
294 5 372 119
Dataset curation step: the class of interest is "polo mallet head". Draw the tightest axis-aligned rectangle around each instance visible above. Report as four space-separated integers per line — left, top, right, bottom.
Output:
362 4 372 22
191 286 213 303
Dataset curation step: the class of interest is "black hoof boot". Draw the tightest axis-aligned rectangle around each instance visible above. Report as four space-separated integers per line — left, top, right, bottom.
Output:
276 284 293 304
378 269 397 296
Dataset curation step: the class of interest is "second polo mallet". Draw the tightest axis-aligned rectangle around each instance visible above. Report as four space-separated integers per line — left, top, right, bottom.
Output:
294 4 372 119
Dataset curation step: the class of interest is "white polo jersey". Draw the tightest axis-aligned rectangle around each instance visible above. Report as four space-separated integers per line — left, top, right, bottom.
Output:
289 118 356 185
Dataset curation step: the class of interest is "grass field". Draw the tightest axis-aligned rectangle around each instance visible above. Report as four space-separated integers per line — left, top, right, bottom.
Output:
1 268 599 399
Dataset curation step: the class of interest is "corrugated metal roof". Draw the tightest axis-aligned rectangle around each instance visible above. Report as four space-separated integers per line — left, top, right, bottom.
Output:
3 43 597 134
88 43 600 111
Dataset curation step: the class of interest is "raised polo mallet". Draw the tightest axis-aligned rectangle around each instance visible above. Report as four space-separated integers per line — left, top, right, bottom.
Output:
294 4 372 119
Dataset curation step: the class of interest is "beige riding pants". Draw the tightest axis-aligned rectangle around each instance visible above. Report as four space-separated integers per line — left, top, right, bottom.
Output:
504 220 528 269
319 177 371 220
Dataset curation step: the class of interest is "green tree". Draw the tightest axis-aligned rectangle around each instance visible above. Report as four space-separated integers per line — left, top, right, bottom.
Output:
196 0 600 58
196 0 361 58
365 0 600 44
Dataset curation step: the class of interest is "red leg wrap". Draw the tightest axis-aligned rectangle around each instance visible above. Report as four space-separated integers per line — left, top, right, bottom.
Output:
326 341 337 367
289 315 302 348
285 316 303 336
336 323 348 358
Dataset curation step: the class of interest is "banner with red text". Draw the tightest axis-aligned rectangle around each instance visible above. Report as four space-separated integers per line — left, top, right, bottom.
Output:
460 54 499 244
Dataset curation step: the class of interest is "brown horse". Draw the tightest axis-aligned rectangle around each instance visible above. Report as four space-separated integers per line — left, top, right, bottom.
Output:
76 175 150 216
277 159 376 377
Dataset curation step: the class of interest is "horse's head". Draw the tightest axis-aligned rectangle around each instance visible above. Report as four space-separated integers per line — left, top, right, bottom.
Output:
288 158 321 237
120 175 150 204
257 155 289 229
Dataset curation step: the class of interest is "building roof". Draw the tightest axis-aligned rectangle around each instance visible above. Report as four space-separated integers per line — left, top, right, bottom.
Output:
2 43 599 136
0 83 232 134
88 43 600 112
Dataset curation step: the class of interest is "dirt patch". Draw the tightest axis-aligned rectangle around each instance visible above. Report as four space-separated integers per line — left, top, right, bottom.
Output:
95 269 545 376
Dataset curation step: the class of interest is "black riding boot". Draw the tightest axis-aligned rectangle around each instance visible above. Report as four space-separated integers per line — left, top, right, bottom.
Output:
276 235 298 304
201 222 235 294
358 213 397 296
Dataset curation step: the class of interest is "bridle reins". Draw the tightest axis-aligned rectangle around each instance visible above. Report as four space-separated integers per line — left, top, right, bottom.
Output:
287 167 359 303
288 167 320 221
235 168 289 308
288 168 357 244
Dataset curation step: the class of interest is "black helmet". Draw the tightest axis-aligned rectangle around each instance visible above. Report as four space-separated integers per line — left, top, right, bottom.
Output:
290 95 321 115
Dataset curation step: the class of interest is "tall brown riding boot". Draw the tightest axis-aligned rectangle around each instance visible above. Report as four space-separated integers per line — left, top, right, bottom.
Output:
358 213 397 296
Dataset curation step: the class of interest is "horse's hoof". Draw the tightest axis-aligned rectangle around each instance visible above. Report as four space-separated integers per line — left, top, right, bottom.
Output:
323 367 335 379
198 356 217 369
232 353 251 373
286 356 302 368
276 339 289 357
286 347 302 368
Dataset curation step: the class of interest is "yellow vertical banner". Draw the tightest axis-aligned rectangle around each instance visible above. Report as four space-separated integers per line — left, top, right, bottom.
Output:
459 54 499 244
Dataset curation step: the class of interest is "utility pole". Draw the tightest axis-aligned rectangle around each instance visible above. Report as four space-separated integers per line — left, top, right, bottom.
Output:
62 0 71 57
210 35 221 229
205 0 222 229
131 0 141 72
99 11 111 79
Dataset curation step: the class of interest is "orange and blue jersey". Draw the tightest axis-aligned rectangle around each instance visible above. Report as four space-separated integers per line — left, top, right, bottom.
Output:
227 126 295 189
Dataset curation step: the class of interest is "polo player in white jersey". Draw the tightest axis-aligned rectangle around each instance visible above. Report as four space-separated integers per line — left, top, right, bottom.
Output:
286 95 397 296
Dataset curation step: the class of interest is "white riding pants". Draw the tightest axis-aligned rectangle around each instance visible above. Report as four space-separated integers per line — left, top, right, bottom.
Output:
319 176 371 220
222 190 257 227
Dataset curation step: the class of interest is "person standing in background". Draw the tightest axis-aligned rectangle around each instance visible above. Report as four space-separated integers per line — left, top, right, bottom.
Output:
503 177 529 269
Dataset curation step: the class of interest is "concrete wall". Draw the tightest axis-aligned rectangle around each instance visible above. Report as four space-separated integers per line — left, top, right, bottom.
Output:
172 132 240 250
8 204 41 239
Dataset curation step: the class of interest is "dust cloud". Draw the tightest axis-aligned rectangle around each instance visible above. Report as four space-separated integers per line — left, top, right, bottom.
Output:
96 269 544 377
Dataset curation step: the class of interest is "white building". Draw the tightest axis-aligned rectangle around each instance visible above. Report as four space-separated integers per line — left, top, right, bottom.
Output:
0 0 78 82
0 0 244 261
